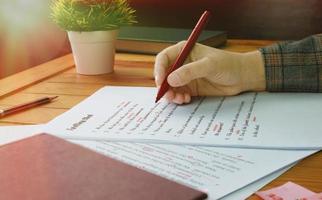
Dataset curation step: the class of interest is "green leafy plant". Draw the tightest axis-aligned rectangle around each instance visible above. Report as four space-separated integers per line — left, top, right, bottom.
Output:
51 0 136 31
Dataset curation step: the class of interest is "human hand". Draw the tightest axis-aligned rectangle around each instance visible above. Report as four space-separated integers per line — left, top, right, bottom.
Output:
154 42 266 104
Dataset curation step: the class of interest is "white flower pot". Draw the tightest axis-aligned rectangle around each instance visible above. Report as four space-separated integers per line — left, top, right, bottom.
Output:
68 30 118 75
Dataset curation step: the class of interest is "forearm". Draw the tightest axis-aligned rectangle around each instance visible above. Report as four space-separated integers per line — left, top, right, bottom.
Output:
260 34 322 92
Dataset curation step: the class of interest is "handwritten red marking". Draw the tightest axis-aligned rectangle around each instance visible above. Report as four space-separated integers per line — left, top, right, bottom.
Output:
253 116 257 122
213 124 218 132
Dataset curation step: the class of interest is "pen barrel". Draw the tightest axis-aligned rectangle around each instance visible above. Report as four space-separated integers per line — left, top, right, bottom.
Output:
0 97 51 117
155 11 211 103
155 79 170 102
169 11 211 72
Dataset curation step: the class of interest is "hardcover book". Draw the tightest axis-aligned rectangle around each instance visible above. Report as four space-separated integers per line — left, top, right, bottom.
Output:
0 134 207 200
116 26 227 54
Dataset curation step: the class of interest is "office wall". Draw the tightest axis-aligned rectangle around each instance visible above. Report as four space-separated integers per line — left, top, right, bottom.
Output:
131 0 322 40
0 0 69 78
0 0 321 78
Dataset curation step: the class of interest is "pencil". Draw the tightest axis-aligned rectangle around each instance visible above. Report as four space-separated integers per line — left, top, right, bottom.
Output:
0 96 58 117
155 10 212 103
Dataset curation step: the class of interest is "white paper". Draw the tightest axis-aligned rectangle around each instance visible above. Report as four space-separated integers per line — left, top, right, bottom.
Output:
220 164 295 200
73 140 315 199
0 125 43 146
45 86 322 149
0 125 314 200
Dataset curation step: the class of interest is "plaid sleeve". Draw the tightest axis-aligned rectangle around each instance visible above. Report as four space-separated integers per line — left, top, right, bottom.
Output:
259 34 322 92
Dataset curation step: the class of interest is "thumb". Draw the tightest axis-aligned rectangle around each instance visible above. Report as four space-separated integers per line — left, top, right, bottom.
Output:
167 57 210 87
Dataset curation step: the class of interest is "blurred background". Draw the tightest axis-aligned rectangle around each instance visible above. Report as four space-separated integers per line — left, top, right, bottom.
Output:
0 0 321 78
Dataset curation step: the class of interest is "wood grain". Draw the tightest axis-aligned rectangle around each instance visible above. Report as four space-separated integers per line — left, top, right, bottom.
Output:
0 54 75 98
0 93 86 109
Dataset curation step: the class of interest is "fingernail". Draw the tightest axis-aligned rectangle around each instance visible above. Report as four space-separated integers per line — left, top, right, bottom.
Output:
168 73 180 86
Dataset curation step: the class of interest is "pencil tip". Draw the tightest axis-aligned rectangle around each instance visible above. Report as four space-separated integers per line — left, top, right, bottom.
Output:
50 96 59 100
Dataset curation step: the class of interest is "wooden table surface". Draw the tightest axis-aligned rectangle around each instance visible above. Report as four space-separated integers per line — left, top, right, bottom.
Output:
0 40 321 199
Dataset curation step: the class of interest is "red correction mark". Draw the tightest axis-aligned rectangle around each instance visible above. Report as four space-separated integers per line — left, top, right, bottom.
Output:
267 193 283 200
253 116 257 122
213 124 218 132
137 117 142 122
142 147 154 152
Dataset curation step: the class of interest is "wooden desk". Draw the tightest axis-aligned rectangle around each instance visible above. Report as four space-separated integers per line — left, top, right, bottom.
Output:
0 40 321 199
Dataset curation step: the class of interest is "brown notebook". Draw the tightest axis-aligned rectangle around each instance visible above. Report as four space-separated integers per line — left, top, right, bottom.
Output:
0 134 207 200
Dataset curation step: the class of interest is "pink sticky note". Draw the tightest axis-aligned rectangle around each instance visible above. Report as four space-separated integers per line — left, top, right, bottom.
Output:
304 193 322 200
256 182 316 200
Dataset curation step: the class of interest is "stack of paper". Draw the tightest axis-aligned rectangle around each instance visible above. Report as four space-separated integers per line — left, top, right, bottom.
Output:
45 87 322 150
2 86 322 199
0 125 302 200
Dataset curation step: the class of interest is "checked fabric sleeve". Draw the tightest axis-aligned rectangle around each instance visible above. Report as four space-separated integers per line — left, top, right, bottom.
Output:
260 34 322 92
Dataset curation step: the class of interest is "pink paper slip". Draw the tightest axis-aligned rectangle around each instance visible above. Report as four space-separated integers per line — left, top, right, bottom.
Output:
256 182 316 200
305 193 322 200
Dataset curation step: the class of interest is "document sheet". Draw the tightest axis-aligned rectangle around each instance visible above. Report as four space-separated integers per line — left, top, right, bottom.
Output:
45 86 322 149
0 125 314 199
0 125 42 145
220 165 294 200
74 140 312 199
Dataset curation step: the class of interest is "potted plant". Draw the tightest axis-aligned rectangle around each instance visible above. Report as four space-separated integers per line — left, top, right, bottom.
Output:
51 0 136 75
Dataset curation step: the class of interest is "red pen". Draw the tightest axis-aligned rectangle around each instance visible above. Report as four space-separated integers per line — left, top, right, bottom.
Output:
155 10 212 103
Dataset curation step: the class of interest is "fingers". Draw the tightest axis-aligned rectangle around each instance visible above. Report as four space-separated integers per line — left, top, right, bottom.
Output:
164 88 192 105
167 57 210 87
154 41 186 86
184 93 191 103
165 90 175 102
154 53 168 86
172 92 191 104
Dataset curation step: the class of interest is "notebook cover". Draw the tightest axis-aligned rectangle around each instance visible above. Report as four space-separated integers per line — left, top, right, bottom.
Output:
0 133 207 200
116 26 226 54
